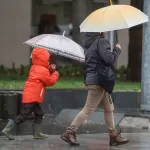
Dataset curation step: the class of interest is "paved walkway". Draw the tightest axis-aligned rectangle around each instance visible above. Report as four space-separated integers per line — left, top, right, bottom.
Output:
0 133 149 150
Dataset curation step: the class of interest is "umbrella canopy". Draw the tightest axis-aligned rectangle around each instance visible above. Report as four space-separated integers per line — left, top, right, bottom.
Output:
24 34 85 62
80 5 149 32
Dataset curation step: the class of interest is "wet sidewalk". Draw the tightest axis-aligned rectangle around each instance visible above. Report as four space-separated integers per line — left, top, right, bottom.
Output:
0 133 150 150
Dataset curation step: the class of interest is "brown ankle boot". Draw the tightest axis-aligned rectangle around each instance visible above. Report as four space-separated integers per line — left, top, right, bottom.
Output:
61 127 80 146
109 130 129 146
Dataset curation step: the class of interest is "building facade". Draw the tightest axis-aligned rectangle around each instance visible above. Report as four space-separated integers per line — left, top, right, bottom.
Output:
0 0 130 68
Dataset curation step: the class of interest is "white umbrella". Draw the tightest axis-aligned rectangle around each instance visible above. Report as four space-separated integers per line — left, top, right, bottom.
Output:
24 33 85 62
80 4 149 32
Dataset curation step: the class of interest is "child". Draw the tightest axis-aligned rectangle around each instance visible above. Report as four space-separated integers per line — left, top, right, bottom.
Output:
2 47 59 140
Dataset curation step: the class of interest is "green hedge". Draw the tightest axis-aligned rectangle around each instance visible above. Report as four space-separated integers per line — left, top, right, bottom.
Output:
0 64 128 81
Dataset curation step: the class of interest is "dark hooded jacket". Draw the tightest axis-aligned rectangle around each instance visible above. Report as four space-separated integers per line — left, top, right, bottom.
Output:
82 32 121 93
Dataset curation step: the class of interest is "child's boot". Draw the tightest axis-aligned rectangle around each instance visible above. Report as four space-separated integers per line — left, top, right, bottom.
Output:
2 119 16 140
32 123 48 139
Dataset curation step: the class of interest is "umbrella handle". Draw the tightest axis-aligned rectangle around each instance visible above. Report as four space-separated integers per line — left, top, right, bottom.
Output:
115 31 118 43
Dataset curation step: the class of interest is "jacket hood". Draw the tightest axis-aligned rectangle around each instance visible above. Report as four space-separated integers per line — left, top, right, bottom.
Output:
81 32 103 49
32 47 50 68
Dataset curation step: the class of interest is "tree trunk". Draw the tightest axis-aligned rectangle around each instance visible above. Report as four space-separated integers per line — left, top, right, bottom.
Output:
127 0 143 81
72 0 93 44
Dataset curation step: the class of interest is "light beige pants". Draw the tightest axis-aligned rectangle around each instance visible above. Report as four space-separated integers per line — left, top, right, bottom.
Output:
71 85 115 132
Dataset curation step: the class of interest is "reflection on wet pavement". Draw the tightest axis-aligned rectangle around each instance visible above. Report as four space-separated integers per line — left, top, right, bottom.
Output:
0 133 150 150
0 108 150 150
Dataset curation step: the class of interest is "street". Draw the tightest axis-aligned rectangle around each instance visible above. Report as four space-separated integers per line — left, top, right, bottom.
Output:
0 133 149 150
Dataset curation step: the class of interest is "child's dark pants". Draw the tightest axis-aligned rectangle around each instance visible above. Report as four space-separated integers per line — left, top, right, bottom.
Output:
15 102 43 125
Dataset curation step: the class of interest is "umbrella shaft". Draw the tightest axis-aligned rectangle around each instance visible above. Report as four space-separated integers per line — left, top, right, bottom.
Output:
115 31 118 43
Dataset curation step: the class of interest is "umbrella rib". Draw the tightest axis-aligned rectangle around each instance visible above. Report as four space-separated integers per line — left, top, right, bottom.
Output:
48 45 83 57
80 7 108 28
102 7 111 30
35 44 85 62
115 6 129 28
50 35 85 56
24 34 85 62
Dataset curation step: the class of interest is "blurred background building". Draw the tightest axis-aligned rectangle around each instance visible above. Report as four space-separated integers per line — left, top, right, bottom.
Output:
0 0 130 68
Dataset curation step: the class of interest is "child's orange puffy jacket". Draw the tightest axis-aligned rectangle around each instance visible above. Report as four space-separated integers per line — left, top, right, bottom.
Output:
22 47 59 104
